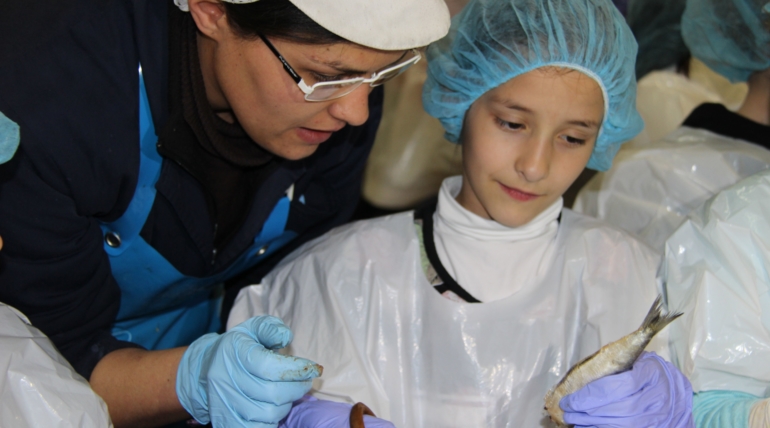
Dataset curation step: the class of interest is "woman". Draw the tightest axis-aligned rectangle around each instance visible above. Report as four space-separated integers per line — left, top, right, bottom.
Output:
228 0 694 426
0 0 449 426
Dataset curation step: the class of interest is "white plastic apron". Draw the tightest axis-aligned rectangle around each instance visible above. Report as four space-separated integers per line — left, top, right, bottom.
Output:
574 126 770 252
0 302 112 427
229 209 665 427
663 170 770 397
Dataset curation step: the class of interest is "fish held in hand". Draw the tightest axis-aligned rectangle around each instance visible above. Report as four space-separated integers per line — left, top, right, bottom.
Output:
543 295 682 427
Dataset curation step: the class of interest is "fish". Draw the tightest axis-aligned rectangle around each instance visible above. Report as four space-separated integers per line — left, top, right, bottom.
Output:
543 295 682 427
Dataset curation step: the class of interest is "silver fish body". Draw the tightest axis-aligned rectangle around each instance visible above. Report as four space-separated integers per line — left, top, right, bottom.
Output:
543 295 682 427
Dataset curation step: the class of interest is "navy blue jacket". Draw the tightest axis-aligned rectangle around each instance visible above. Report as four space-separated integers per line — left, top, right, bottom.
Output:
0 0 382 378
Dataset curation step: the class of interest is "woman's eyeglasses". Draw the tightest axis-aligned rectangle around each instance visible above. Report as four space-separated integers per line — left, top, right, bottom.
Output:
259 34 421 102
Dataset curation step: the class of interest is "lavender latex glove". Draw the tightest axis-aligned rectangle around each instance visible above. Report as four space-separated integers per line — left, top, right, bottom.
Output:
561 352 694 428
280 396 395 428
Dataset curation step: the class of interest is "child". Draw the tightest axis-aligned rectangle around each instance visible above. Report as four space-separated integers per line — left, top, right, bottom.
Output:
229 0 694 426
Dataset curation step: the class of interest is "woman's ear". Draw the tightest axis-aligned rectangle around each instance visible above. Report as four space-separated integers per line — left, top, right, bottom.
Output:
187 0 229 41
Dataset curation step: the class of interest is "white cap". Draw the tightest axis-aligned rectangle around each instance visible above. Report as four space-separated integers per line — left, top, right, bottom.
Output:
174 0 450 50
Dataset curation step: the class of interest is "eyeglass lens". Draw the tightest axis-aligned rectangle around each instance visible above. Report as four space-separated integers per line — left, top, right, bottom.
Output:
304 51 420 101
306 82 362 101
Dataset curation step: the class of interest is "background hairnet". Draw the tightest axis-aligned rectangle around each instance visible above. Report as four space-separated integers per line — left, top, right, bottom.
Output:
627 0 689 79
0 111 19 164
682 0 770 83
422 0 643 171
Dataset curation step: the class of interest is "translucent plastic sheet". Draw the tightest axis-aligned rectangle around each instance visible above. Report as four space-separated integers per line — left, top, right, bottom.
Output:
229 210 667 427
0 302 112 427
663 171 770 397
574 126 770 252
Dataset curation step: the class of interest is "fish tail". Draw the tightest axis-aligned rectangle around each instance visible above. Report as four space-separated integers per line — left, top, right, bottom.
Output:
640 295 683 334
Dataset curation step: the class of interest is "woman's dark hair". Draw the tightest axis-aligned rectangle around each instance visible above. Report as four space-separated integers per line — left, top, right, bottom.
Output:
224 0 346 45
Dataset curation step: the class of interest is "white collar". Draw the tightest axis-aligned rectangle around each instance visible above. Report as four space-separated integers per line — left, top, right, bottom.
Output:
435 175 562 242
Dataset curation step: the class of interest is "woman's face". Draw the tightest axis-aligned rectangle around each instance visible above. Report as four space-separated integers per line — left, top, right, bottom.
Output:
457 68 604 228
193 2 406 160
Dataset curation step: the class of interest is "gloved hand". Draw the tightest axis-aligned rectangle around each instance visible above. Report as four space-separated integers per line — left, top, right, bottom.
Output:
560 351 694 428
177 316 321 428
280 396 395 428
692 390 763 428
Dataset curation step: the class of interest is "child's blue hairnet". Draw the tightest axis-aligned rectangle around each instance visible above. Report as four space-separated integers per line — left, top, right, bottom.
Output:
422 0 643 171
682 0 770 83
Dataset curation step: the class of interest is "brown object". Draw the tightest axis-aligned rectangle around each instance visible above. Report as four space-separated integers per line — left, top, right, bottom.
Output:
348 402 376 428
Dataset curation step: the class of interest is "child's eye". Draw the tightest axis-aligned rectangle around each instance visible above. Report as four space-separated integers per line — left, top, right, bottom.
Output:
495 118 523 131
563 135 586 145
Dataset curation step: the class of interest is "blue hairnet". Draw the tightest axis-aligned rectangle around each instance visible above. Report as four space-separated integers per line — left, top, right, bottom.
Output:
627 0 689 79
0 111 19 164
682 0 770 83
422 0 643 171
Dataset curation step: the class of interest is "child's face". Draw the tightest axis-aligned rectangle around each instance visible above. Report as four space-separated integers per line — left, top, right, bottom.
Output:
457 68 604 228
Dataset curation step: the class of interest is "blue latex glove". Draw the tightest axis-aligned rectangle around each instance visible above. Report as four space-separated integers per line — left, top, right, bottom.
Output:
177 316 321 428
692 390 760 428
280 396 395 428
561 351 694 428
